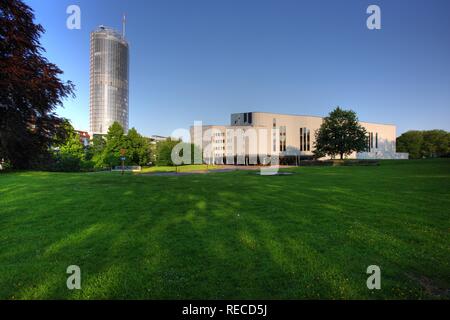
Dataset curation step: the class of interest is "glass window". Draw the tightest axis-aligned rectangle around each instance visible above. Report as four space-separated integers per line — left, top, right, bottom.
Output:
300 128 303 151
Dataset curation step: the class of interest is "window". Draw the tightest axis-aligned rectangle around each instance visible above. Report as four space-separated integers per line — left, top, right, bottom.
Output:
300 128 303 151
244 113 247 123
300 127 310 151
307 130 310 151
248 112 252 124
279 126 286 151
273 118 276 128
371 132 374 149
375 133 378 149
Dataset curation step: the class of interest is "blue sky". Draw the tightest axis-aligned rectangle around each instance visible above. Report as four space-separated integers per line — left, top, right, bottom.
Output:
26 0 450 136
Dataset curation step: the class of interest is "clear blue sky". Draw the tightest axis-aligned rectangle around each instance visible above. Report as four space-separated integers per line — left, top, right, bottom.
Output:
26 0 450 137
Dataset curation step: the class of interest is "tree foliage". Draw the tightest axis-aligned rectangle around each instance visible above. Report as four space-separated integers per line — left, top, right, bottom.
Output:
126 127 151 166
397 130 449 159
49 120 87 171
91 122 152 168
155 138 180 166
314 107 367 159
154 138 202 166
0 0 75 169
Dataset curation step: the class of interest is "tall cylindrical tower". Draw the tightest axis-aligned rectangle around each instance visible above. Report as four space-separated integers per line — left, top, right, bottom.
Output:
90 25 129 134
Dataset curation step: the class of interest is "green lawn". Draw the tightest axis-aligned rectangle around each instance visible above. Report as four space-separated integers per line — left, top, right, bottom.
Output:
0 160 449 299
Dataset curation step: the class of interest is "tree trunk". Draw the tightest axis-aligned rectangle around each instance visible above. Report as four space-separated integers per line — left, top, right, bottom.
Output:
340 153 343 160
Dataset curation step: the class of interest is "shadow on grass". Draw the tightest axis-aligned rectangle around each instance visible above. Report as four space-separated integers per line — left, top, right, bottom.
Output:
0 160 449 299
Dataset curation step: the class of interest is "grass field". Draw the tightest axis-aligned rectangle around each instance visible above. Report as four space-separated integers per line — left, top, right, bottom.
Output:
0 160 449 299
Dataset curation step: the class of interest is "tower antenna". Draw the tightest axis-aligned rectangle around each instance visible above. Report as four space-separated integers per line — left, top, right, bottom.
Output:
122 13 126 38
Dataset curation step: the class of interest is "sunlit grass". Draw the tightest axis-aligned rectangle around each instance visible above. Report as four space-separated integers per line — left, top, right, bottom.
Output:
140 164 219 173
0 159 449 299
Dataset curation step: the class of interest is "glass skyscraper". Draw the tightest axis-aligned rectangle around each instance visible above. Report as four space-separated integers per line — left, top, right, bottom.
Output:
89 26 129 134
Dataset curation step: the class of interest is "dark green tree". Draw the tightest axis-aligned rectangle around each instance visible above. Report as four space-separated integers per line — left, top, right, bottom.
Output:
396 131 423 159
397 130 449 159
421 130 449 158
86 134 106 163
155 138 180 166
126 127 151 166
314 107 368 160
0 0 75 169
100 122 127 168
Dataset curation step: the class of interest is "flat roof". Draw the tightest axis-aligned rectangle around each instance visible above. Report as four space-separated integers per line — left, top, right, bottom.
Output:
232 111 396 127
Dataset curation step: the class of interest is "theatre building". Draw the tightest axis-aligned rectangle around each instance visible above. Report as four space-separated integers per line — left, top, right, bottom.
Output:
190 112 409 164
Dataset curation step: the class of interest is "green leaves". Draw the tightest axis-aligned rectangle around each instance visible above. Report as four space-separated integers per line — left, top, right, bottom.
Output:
95 122 152 168
314 107 368 159
397 130 449 159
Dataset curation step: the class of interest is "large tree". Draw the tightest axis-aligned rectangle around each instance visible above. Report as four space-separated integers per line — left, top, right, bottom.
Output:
0 0 74 169
314 107 368 160
100 122 127 168
52 120 85 171
126 127 151 166
155 138 180 166
396 130 423 159
397 130 449 159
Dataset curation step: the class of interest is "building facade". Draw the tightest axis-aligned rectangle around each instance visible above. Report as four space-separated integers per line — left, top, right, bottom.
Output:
75 130 90 147
191 112 409 164
89 26 129 135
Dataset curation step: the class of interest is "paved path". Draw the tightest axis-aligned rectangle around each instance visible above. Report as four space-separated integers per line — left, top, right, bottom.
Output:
140 165 296 176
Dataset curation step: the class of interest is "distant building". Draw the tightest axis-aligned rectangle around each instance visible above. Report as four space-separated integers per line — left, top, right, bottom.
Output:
89 25 129 134
75 130 90 147
191 112 409 164
149 135 169 144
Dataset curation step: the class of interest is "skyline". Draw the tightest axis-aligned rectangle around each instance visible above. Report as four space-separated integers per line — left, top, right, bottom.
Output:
26 0 450 137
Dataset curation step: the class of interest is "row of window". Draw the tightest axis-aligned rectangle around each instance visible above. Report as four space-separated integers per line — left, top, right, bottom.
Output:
243 112 253 124
300 128 310 151
207 126 381 154
367 132 378 152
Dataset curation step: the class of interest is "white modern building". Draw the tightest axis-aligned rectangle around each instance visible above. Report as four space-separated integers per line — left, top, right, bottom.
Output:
191 112 408 164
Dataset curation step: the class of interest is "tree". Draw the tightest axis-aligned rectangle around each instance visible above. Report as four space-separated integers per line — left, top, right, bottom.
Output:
0 0 75 169
59 124 84 160
396 131 423 159
421 130 449 158
126 127 151 166
155 138 180 166
314 107 368 160
397 130 449 159
86 134 106 164
100 122 127 168
49 120 85 171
